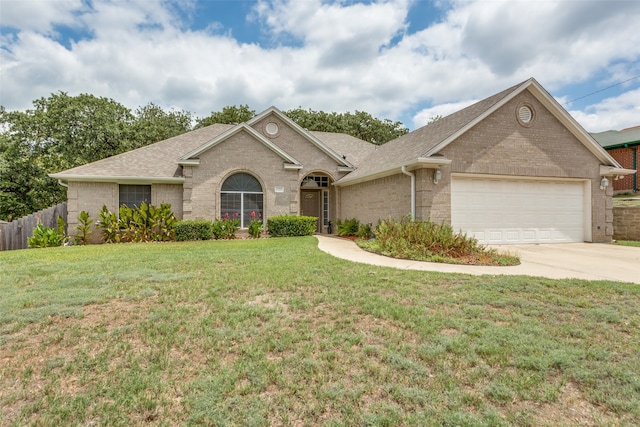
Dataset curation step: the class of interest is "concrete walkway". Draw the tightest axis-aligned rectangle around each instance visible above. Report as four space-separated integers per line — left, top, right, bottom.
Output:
315 235 640 284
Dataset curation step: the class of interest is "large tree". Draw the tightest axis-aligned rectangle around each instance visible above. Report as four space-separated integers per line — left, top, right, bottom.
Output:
131 103 193 149
284 108 408 145
195 105 256 128
0 94 192 221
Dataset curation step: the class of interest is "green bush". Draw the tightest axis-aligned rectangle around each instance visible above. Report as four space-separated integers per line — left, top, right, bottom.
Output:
74 210 93 245
212 214 240 239
267 215 318 237
175 220 213 241
247 211 263 238
336 218 360 236
28 217 66 248
97 203 177 243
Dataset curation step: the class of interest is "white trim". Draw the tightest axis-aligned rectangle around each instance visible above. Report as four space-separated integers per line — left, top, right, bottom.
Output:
599 165 637 176
452 172 587 183
284 163 304 170
48 174 185 185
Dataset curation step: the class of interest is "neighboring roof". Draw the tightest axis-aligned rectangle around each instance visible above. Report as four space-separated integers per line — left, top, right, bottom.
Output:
50 124 233 183
337 77 628 186
590 127 640 149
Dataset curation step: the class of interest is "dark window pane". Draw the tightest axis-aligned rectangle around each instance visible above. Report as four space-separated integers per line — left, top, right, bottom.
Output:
119 185 151 209
221 173 262 192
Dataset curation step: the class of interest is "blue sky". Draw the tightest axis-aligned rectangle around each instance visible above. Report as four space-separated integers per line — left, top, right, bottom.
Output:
1 0 639 131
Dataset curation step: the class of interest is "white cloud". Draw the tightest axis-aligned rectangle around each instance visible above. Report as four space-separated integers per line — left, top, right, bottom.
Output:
569 88 640 132
0 0 638 132
412 99 478 129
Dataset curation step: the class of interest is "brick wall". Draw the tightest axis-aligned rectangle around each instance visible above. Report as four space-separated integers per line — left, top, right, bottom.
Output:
607 146 638 193
613 206 640 240
68 181 184 243
67 181 118 243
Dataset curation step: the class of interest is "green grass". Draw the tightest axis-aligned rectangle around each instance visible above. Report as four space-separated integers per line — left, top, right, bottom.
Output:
615 240 640 247
1 238 639 426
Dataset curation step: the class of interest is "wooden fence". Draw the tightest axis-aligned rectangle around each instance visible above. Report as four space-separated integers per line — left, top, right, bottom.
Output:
0 203 67 251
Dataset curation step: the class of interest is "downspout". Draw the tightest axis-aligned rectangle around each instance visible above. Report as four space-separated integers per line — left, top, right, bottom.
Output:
633 148 637 192
401 166 416 219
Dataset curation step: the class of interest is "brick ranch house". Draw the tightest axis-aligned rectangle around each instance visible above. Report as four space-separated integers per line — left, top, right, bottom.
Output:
51 78 634 245
591 126 640 194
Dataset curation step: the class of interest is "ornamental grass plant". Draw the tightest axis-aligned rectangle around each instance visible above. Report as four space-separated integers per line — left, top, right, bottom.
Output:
360 217 519 266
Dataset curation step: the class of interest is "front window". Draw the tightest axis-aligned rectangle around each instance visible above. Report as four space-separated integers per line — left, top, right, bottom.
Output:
221 173 263 228
119 185 151 208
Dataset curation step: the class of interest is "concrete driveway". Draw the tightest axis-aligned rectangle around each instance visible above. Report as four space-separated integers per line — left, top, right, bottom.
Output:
316 236 640 284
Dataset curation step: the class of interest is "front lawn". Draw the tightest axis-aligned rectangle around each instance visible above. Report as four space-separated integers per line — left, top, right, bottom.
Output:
1 238 638 426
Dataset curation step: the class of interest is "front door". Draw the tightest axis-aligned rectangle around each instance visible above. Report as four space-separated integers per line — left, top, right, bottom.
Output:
301 189 321 232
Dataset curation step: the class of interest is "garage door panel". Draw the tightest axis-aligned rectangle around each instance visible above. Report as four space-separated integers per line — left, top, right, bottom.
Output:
452 177 585 244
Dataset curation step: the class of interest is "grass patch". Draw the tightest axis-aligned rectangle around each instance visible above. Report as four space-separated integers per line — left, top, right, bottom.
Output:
613 194 640 207
1 238 638 425
614 240 640 247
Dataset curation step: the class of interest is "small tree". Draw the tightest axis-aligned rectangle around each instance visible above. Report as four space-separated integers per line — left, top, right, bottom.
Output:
75 210 93 245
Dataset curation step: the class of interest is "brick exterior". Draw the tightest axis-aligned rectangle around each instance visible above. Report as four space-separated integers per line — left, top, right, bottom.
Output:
338 90 612 242
613 206 640 240
67 181 183 243
607 146 639 193
182 114 349 231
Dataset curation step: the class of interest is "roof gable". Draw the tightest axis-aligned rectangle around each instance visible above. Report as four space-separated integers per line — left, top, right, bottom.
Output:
337 78 626 186
248 107 355 170
178 123 302 169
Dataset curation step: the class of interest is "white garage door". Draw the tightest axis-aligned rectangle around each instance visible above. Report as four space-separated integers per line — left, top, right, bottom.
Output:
451 177 585 244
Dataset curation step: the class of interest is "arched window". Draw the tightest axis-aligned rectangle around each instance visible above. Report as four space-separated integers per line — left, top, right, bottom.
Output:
221 173 263 228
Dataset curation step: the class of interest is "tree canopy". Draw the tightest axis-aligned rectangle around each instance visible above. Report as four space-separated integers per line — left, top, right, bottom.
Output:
1 95 408 221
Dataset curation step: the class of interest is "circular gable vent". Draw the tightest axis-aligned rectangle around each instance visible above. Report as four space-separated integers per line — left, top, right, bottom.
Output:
265 122 279 136
517 104 535 127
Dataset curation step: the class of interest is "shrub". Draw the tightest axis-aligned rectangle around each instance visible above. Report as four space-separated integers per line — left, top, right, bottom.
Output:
373 216 484 260
97 203 177 243
28 217 66 248
212 213 240 239
149 203 177 241
175 219 213 241
336 218 360 236
267 215 318 237
75 210 93 245
247 211 263 238
97 205 120 243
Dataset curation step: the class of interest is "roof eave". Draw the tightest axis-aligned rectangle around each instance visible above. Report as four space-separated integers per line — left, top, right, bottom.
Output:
335 157 452 187
49 174 186 185
599 165 637 177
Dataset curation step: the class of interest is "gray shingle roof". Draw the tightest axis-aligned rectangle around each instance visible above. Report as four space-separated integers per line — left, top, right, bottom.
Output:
309 131 378 166
591 127 640 148
50 123 377 181
51 124 234 180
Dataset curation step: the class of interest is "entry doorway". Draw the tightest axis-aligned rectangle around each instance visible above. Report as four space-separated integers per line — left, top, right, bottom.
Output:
300 174 331 233
301 190 321 232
